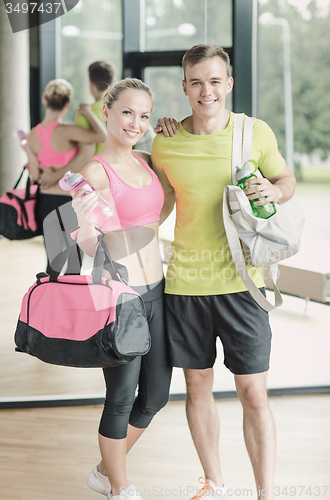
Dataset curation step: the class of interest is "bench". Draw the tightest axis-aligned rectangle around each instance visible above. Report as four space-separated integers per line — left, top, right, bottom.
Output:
263 264 330 304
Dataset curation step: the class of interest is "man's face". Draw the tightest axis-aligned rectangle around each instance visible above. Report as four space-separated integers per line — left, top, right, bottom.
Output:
182 57 233 119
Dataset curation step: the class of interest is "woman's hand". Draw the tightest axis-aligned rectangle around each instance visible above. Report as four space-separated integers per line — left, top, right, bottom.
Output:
154 117 179 137
76 103 93 117
71 189 98 225
39 166 66 189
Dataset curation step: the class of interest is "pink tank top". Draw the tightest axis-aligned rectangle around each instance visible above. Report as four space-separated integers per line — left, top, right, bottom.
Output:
93 153 164 230
36 121 78 167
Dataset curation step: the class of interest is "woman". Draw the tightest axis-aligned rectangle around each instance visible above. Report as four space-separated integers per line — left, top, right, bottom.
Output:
71 78 172 500
26 78 106 274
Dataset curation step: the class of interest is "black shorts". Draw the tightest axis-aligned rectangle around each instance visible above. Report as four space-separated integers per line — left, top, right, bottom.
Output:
164 289 272 375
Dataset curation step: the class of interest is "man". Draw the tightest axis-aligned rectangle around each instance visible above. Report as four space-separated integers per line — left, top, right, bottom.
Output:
152 44 296 500
75 60 117 158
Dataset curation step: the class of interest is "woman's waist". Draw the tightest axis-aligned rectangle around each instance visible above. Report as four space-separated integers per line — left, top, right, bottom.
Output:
102 230 163 287
102 257 163 288
103 224 159 256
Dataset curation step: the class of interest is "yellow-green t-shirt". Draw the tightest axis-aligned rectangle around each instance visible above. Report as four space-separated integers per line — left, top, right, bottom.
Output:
151 112 286 296
75 99 104 155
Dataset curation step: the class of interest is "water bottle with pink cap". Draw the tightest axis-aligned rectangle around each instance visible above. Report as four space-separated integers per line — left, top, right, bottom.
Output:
59 171 113 228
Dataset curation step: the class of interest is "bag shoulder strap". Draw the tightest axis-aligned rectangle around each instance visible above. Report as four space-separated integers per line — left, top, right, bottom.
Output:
227 114 282 311
242 116 254 165
231 113 244 184
231 114 255 184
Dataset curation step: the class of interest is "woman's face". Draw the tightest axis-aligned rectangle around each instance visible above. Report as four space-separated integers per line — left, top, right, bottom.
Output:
103 89 152 147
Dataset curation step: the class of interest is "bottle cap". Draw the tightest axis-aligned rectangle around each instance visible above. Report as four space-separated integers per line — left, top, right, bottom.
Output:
235 160 259 182
235 165 253 181
59 171 83 191
64 173 83 187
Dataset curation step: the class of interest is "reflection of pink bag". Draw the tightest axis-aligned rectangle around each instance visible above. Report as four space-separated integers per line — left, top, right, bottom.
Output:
15 235 151 368
0 166 41 240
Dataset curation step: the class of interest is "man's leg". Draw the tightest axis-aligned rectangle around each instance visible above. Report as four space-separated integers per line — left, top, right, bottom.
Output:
234 372 276 500
184 367 224 488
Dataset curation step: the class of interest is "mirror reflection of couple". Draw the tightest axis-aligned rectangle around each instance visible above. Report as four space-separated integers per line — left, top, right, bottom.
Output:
29 45 296 500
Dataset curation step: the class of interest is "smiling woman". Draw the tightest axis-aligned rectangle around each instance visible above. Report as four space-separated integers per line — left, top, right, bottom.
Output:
68 77 173 499
102 81 153 152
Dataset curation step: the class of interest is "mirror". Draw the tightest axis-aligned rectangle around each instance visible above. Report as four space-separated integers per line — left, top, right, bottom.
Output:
1 0 330 408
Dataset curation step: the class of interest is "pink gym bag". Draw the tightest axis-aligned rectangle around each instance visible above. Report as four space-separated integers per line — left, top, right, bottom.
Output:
15 234 151 368
0 165 41 240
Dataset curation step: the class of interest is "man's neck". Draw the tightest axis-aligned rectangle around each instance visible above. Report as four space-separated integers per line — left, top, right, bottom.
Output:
183 109 231 136
93 92 104 102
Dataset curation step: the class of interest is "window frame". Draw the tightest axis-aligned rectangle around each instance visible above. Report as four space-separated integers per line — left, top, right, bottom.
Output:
122 0 256 115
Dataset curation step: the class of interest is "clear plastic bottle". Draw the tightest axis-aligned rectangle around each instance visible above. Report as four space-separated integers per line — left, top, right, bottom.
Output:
59 171 113 227
235 162 276 219
13 129 28 146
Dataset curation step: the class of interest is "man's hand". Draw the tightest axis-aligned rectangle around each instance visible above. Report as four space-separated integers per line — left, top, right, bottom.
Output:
244 165 296 205
154 117 179 137
244 177 283 205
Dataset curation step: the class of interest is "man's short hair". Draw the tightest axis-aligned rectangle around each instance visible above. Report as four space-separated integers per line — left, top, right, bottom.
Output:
182 44 230 80
88 61 117 91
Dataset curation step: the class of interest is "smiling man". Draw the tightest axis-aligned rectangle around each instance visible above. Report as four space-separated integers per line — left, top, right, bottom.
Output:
151 44 296 500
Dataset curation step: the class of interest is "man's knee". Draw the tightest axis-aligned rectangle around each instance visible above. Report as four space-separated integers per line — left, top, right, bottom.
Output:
184 368 214 400
235 372 269 411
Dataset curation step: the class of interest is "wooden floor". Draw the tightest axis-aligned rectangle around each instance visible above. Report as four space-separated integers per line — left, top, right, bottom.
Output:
0 395 329 500
1 236 330 404
0 236 330 499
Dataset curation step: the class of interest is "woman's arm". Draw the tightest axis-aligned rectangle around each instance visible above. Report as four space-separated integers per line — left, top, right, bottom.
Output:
21 139 40 182
65 104 106 144
134 151 175 223
71 162 108 257
39 144 95 190
159 191 175 224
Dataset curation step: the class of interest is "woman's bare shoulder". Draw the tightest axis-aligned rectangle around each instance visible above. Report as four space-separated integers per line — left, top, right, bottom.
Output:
133 150 152 167
80 160 108 191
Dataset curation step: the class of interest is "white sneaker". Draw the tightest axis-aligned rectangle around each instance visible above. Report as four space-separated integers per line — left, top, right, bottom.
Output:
108 484 142 500
87 466 111 496
190 478 228 500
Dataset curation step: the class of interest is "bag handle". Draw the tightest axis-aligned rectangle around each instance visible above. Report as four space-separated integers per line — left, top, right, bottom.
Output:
223 186 282 311
12 165 35 200
92 232 129 285
49 222 129 285
13 165 28 190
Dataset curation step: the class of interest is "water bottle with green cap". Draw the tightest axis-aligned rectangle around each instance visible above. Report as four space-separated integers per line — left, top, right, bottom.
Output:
235 160 276 219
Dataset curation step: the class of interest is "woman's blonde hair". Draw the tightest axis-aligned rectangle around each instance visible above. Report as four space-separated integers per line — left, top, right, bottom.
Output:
44 78 74 111
103 78 154 109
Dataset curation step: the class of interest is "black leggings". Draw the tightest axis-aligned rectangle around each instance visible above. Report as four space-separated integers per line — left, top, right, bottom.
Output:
99 279 172 439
